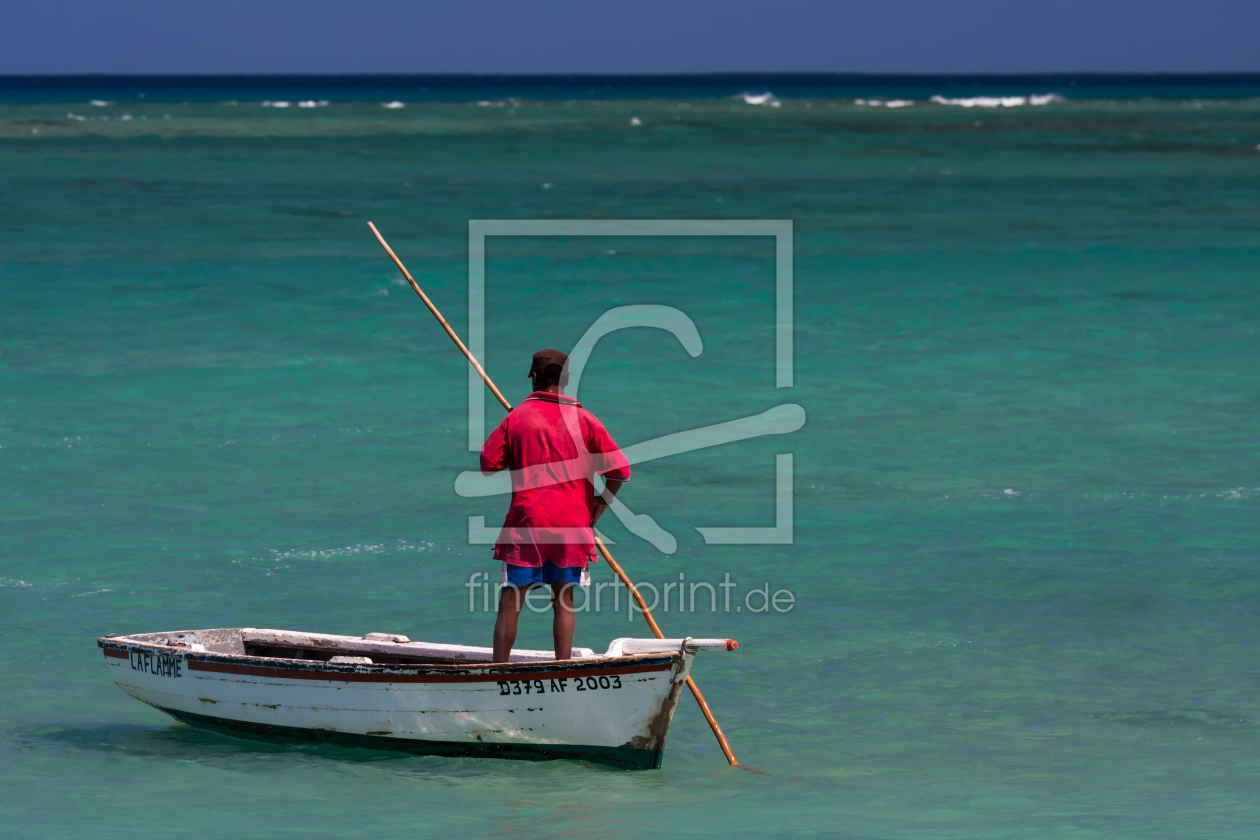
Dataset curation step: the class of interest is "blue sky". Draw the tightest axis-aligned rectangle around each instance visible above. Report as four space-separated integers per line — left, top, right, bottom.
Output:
1 0 1257 75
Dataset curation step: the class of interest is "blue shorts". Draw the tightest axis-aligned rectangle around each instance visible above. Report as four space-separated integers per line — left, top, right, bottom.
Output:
501 560 587 588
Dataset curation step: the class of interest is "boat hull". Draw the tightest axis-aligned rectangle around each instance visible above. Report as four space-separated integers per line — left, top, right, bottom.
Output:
162 707 662 769
100 637 693 771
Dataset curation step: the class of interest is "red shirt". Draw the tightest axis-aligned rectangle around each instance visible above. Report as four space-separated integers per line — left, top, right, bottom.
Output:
480 392 631 567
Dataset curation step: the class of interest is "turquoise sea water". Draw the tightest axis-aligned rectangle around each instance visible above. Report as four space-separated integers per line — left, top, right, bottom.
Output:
2 78 1259 838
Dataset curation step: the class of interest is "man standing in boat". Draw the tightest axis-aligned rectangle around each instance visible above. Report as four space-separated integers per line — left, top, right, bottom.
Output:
480 349 630 663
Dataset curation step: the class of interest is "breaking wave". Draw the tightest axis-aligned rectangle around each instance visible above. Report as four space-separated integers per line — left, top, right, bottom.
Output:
930 93 1064 108
738 91 781 107
259 540 436 564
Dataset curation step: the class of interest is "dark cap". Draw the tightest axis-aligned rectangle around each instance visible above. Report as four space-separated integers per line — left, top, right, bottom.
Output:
528 349 569 384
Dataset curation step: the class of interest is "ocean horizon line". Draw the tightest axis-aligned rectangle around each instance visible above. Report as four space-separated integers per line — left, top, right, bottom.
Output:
5 71 1260 82
3 71 1259 104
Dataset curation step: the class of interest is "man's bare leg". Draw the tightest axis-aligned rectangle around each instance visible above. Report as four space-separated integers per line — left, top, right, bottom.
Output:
493 586 525 664
552 582 575 660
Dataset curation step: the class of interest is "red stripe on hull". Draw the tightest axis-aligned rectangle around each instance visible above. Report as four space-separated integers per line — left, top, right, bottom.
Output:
186 659 671 683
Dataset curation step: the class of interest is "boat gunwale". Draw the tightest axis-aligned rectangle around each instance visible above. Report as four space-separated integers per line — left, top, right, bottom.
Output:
97 636 682 680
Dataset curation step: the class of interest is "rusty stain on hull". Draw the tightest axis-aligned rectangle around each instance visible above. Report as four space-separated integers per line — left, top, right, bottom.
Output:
623 658 689 752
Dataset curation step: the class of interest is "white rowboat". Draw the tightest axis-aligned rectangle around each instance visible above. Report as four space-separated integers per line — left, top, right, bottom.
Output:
98 627 738 770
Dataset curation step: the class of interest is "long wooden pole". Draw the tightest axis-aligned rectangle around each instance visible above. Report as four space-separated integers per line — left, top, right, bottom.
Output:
592 542 739 766
368 221 741 767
